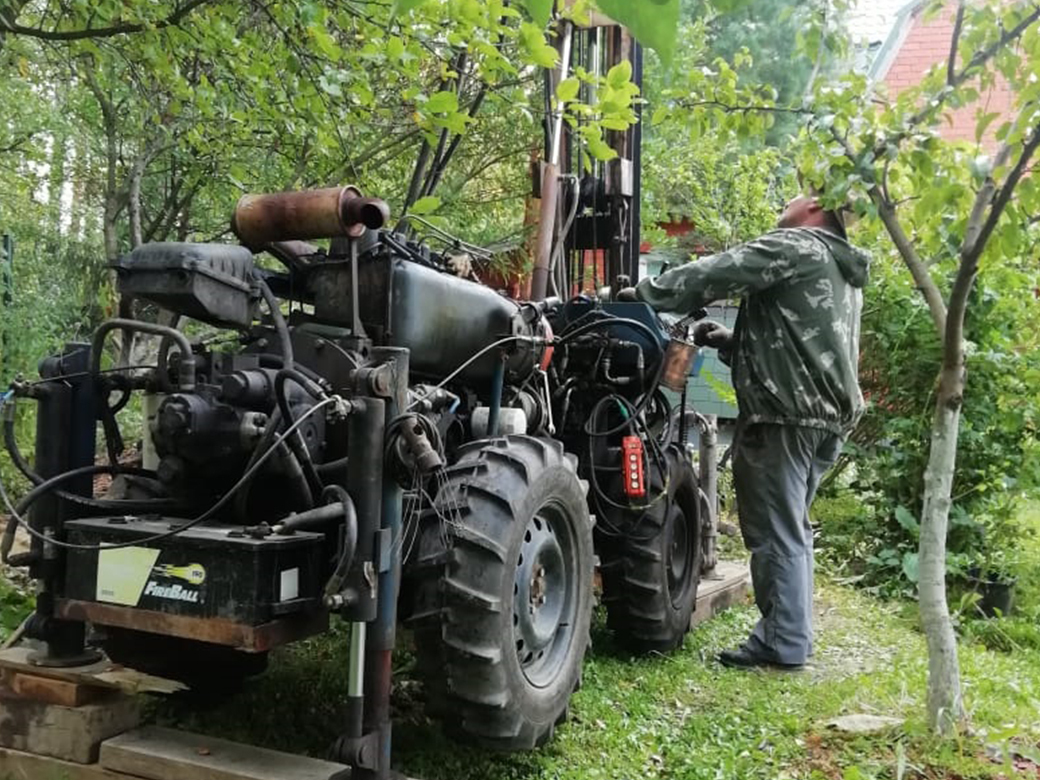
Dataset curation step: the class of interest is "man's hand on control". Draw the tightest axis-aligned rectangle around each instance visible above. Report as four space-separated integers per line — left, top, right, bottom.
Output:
692 320 733 350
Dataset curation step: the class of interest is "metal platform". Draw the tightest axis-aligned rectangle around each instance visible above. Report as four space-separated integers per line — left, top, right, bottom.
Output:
691 560 751 628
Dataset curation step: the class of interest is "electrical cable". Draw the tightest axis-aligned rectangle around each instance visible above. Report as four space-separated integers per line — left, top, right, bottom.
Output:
398 215 495 259
556 315 662 348
406 335 542 411
233 407 313 520
0 397 338 556
11 365 157 388
1 392 181 515
583 355 665 438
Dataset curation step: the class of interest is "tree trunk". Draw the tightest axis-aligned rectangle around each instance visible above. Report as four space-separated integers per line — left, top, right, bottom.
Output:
918 360 968 734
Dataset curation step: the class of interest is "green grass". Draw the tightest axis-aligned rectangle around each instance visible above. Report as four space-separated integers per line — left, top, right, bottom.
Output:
0 574 32 643
155 582 1040 780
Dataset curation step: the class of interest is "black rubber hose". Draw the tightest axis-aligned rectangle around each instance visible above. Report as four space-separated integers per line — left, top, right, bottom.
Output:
583 356 666 438
233 408 314 521
1 398 337 557
556 316 662 347
3 406 180 514
321 485 358 600
257 354 326 386
316 455 349 477
1 464 157 562
257 277 294 368
275 501 345 533
274 369 326 497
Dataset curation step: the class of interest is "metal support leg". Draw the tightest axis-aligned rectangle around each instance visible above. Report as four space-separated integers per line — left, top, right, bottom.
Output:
698 414 719 576
358 347 408 780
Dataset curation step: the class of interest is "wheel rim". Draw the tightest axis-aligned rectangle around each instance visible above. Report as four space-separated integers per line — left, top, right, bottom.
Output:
667 493 697 609
513 499 577 688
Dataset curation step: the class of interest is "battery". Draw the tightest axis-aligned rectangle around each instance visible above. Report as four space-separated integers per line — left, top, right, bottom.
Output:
62 517 326 625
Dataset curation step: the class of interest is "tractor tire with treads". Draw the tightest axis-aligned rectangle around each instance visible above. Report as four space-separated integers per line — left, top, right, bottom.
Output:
407 435 594 751
598 445 702 653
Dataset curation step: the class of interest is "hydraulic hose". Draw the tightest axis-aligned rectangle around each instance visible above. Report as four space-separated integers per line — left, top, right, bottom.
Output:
257 277 293 368
1 395 181 515
321 485 359 603
274 368 327 498
234 408 314 520
0 397 339 557
93 319 195 391
0 464 157 563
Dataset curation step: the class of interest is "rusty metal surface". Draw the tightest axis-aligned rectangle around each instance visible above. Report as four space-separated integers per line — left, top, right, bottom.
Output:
232 186 390 246
660 338 699 393
55 599 328 653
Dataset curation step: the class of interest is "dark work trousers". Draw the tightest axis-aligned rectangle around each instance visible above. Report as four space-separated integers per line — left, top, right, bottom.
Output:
731 421 843 665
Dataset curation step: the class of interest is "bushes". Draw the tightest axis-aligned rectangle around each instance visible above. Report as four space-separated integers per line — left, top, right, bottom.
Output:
813 234 1040 602
0 238 105 500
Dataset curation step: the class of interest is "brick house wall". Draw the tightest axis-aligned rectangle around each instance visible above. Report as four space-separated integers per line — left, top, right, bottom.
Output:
872 1 1015 148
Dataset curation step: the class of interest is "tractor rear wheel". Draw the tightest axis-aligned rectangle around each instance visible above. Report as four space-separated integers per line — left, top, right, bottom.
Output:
598 445 702 653
407 435 594 750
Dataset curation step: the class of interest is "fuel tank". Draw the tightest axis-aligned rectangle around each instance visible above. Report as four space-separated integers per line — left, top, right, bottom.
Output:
307 242 546 386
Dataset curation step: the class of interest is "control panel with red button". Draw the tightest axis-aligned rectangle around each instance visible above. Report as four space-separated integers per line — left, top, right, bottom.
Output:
621 435 646 499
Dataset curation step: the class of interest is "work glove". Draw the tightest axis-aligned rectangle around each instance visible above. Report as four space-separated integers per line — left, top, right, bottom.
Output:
616 287 639 302
692 320 733 350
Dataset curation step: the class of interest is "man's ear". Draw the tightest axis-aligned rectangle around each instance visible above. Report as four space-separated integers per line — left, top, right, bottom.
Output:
806 199 824 215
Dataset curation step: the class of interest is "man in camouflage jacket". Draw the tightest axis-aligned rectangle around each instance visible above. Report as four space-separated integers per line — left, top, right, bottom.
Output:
628 195 870 669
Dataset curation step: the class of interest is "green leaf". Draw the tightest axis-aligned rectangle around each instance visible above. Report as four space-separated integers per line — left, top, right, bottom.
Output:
975 111 1000 144
894 505 919 535
392 0 425 13
410 195 441 215
556 76 580 103
386 36 405 61
594 0 680 65
425 91 459 114
606 60 632 89
523 0 553 26
651 106 670 126
901 552 919 584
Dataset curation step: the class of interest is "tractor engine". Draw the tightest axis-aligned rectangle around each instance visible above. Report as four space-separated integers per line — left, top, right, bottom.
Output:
1 186 704 778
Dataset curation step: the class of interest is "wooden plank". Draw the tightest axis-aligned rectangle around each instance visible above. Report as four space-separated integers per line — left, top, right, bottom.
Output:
0 646 186 696
0 745 134 780
9 672 101 707
691 561 750 628
0 647 117 688
0 690 142 764
100 727 352 780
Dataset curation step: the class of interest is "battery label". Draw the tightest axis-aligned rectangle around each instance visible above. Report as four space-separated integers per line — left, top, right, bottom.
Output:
96 547 161 606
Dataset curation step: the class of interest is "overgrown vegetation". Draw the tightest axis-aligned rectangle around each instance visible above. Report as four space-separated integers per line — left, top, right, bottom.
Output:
156 583 1040 779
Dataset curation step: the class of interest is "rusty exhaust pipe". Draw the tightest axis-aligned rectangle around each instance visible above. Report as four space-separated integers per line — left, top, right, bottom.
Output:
231 186 391 247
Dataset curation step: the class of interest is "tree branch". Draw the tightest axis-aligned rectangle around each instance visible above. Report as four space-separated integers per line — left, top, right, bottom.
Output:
675 98 811 116
965 126 1040 264
876 195 948 335
0 0 211 41
947 1 966 88
872 4 1040 158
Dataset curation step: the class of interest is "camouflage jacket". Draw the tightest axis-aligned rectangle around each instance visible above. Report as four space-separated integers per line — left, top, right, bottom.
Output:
635 227 871 435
